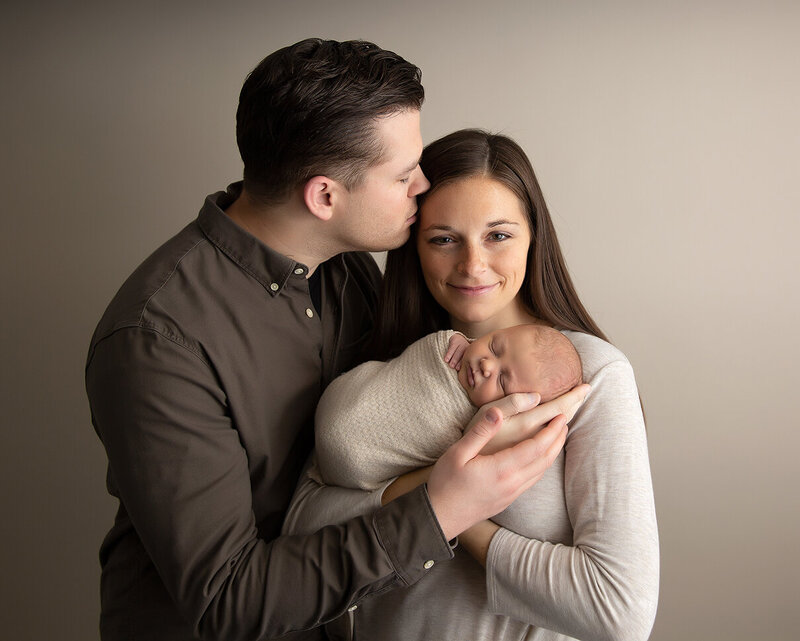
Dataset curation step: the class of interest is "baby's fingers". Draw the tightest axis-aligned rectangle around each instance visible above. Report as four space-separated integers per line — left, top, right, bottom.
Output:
444 339 460 365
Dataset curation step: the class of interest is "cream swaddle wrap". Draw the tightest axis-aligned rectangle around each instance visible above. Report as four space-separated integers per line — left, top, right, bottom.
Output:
314 330 475 490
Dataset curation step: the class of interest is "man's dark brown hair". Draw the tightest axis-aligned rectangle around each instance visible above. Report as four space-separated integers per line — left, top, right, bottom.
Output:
236 38 424 204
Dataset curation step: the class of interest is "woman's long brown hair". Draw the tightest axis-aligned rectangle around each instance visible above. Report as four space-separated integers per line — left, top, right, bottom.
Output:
371 129 608 361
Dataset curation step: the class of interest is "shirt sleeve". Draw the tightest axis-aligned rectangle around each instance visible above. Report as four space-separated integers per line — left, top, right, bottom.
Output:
87 327 453 641
282 456 395 536
485 357 660 641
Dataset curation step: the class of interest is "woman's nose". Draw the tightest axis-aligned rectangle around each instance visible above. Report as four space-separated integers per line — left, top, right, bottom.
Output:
457 245 486 276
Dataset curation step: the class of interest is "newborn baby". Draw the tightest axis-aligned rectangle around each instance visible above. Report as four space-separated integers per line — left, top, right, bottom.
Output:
313 324 582 490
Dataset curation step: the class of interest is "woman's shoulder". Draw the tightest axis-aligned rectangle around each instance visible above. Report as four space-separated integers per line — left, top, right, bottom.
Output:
559 330 632 381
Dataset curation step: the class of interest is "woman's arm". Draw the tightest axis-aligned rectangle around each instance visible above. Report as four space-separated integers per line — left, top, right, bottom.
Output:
287 385 587 536
380 386 587 506
282 456 390 536
484 348 660 641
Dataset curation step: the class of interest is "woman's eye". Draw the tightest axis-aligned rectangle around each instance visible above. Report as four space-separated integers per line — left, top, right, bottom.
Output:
430 236 454 245
489 232 510 241
399 177 410 184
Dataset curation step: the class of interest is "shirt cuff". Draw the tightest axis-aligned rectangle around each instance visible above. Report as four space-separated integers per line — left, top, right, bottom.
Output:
373 484 454 586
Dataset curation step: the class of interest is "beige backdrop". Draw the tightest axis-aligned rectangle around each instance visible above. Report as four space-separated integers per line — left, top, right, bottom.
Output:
2 1 798 639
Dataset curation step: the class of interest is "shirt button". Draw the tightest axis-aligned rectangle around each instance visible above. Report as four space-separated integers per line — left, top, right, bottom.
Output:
269 282 279 292
423 560 435 570
294 267 304 275
347 604 358 612
305 308 314 318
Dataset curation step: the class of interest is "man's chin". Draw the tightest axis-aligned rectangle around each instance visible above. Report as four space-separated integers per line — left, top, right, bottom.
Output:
380 228 412 251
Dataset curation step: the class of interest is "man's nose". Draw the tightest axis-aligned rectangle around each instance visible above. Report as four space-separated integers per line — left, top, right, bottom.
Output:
409 167 430 197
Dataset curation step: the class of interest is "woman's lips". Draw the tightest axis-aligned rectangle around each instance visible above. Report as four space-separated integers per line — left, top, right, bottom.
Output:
447 283 498 296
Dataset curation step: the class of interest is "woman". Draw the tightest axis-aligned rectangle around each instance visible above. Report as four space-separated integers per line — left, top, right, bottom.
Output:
284 130 659 641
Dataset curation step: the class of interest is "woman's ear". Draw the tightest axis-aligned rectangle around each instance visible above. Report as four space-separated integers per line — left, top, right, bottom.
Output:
303 176 336 222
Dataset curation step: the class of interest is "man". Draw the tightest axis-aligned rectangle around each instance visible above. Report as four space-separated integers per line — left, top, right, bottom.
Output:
86 38 576 641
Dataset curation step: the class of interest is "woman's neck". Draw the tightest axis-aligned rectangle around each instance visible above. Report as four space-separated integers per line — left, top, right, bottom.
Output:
452 300 544 339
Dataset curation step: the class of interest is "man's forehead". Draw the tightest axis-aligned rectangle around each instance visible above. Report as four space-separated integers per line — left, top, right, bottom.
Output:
374 110 422 159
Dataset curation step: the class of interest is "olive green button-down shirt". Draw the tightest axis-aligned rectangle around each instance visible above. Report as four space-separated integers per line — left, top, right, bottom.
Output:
86 184 452 641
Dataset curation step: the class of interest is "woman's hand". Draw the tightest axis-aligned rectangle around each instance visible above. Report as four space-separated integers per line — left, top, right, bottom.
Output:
427 393 573 541
477 384 591 455
382 385 590 539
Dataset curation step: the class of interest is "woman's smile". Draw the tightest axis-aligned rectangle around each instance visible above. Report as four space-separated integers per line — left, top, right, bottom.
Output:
447 282 499 296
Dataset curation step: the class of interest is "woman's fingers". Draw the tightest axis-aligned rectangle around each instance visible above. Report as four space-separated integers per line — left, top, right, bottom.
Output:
518 383 590 429
506 414 569 495
551 383 591 422
476 392 541 420
427 385 588 539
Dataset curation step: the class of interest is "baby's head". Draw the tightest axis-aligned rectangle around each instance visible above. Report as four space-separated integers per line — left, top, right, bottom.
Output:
457 324 583 407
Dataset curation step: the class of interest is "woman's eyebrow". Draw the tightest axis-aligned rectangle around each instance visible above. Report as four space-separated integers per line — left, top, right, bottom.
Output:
487 220 520 227
422 220 521 232
420 223 455 232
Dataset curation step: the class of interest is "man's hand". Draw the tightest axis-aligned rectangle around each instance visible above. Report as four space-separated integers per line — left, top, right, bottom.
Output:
427 385 589 541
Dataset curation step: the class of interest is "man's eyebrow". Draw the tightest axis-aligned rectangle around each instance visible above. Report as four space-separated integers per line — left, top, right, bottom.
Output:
399 156 422 175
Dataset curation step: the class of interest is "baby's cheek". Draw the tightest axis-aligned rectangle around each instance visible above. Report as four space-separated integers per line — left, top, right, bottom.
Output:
470 387 499 407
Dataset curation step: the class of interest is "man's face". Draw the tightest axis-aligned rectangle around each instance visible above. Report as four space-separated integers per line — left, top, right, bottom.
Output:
335 109 430 252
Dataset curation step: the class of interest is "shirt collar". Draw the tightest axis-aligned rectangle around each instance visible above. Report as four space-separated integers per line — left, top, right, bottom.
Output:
197 182 310 296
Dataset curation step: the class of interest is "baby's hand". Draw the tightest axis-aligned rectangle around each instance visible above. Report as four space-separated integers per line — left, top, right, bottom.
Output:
444 333 470 370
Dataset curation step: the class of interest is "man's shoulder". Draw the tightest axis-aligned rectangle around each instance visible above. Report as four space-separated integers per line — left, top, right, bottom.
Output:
89 221 208 348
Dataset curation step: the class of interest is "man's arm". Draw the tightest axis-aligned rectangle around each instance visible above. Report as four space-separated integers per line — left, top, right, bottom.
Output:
87 327 453 641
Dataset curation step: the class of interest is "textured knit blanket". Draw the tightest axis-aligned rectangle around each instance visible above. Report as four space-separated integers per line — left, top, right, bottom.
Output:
314 330 475 490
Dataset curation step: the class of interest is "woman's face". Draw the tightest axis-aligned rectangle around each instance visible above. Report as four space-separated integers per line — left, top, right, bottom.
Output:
416 175 533 336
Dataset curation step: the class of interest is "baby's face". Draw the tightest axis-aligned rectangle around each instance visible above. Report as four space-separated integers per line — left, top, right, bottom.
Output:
457 325 543 407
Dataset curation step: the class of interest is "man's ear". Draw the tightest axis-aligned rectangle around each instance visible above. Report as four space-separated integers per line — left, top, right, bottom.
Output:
303 176 339 222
